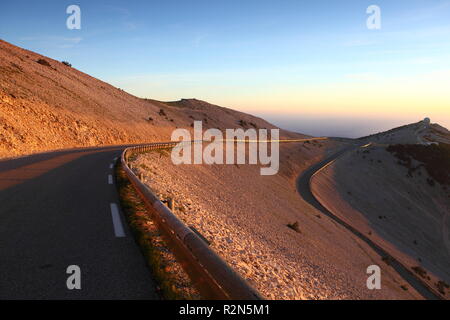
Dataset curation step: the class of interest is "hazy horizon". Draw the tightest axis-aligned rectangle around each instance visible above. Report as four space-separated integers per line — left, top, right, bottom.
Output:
259 113 428 138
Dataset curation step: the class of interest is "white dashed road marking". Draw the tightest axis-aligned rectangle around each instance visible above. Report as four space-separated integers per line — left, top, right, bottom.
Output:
108 174 113 184
110 164 114 169
110 203 125 237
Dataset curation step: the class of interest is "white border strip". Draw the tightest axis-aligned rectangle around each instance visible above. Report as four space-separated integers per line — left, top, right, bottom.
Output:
110 203 125 237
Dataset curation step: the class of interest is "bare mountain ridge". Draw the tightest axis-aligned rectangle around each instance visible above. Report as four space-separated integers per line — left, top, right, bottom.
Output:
0 39 301 159
358 118 450 145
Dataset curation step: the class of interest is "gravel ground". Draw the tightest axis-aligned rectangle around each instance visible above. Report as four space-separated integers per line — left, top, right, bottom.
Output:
131 143 421 300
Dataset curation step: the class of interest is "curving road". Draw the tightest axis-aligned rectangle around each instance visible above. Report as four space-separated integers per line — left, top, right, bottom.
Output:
1 139 441 300
296 143 442 300
0 146 159 299
0 138 326 300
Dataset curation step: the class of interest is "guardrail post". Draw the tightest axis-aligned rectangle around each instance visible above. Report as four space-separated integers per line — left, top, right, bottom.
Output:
168 198 175 210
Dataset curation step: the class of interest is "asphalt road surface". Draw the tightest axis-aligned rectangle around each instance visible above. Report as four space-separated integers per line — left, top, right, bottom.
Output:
0 146 159 299
296 143 441 300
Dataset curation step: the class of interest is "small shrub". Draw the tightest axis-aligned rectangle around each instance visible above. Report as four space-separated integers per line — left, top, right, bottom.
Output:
159 108 167 117
287 221 301 233
238 119 248 127
156 149 170 158
61 61 72 67
382 256 393 265
436 280 450 294
36 59 51 67
412 266 428 279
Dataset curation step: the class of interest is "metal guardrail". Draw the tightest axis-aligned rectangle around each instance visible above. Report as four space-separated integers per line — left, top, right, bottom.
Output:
121 142 263 300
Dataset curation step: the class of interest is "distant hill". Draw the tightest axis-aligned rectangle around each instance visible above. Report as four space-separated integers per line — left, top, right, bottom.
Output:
312 121 450 298
358 118 450 145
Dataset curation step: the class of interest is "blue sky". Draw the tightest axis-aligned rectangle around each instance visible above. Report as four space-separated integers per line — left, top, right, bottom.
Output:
1 0 450 137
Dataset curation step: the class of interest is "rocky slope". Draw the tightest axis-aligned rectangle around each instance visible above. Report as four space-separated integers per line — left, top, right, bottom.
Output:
311 123 450 298
0 40 299 159
130 142 422 300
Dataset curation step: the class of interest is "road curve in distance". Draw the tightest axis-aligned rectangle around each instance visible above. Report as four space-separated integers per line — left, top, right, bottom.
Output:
296 143 442 300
